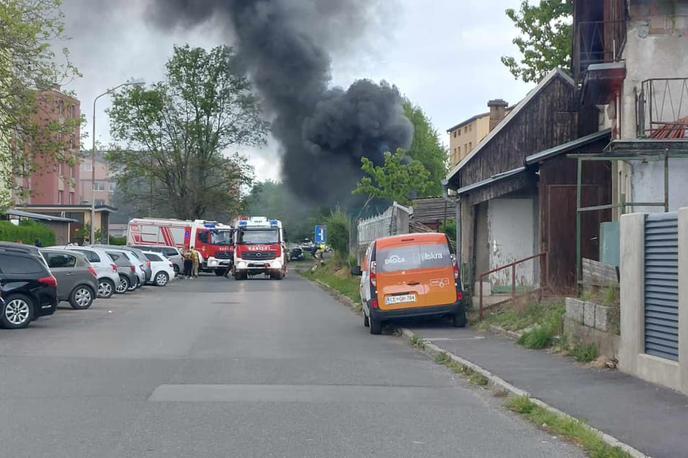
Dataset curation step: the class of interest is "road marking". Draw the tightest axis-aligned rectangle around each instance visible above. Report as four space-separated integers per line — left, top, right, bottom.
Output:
149 384 464 404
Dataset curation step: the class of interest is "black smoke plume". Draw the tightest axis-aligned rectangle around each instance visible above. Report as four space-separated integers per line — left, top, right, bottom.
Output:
146 0 413 205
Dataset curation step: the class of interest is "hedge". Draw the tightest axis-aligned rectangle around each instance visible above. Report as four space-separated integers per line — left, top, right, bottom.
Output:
0 220 56 246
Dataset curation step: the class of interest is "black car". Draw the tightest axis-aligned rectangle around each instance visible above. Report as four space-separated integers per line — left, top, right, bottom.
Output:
0 243 58 329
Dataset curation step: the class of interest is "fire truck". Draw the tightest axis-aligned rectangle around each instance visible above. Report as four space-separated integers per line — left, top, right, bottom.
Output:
232 216 287 280
127 218 234 275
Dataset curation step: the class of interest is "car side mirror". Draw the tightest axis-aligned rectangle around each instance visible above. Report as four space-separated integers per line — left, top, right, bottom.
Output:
351 266 362 276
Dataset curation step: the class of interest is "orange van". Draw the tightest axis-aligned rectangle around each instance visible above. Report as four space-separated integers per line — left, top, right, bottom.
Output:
352 232 465 334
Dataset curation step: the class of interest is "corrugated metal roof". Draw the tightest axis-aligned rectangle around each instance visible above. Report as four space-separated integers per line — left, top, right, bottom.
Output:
525 129 611 164
456 167 526 196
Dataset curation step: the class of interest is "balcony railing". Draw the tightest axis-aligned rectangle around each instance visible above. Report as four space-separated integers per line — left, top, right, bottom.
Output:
637 78 688 139
574 20 627 83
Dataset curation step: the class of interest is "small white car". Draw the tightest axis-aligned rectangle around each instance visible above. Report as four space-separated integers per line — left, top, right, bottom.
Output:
143 251 175 287
51 245 120 299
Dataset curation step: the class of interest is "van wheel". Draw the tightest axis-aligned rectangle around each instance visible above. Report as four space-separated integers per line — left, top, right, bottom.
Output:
271 270 284 280
70 285 95 310
0 294 34 329
369 316 382 335
363 312 370 328
452 309 467 328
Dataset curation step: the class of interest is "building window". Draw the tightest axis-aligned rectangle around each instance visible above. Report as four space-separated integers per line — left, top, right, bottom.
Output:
93 181 106 191
469 124 472 132
457 129 461 137
469 141 473 151
464 126 468 134
452 131 456 138
58 191 64 204
69 192 74 204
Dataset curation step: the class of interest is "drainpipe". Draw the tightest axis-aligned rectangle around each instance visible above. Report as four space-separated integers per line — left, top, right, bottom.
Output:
442 180 461 264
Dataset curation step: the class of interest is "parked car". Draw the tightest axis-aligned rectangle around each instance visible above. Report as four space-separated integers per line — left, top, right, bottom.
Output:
105 250 139 294
0 242 57 328
142 251 175 286
41 249 99 310
131 245 183 275
93 245 152 283
51 245 120 299
352 232 466 335
288 246 305 261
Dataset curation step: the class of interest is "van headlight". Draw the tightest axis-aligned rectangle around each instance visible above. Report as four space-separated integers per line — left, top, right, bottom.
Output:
237 261 247 269
271 259 283 269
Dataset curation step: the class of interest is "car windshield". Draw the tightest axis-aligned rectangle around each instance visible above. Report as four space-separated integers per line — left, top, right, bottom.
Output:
238 229 279 245
377 243 452 273
210 230 232 246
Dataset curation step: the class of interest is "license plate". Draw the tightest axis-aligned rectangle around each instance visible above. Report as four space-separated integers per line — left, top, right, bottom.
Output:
385 294 417 305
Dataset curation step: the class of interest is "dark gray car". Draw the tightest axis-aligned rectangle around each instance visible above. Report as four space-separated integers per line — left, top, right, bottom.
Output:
105 250 139 293
41 249 98 310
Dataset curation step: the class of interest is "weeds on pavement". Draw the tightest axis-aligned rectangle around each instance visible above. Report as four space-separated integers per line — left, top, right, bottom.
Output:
505 396 631 458
570 343 599 363
434 352 489 387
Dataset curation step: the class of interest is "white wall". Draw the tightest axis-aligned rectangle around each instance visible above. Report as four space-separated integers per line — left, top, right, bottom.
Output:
631 159 688 213
487 197 537 287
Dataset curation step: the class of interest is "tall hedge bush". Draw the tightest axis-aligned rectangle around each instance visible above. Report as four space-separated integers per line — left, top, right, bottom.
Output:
324 209 350 264
0 220 56 246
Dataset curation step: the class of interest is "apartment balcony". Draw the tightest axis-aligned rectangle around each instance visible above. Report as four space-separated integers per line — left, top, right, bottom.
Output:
637 78 688 139
574 19 627 85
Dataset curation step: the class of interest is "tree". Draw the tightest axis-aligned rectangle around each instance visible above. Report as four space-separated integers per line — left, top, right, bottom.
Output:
402 101 447 196
107 45 267 220
0 0 80 207
243 180 325 241
353 149 431 206
501 0 573 83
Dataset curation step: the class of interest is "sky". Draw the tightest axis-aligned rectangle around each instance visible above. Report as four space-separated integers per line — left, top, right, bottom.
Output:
59 0 531 182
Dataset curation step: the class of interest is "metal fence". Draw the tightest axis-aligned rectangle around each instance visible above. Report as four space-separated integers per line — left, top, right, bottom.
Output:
355 203 411 260
637 78 688 138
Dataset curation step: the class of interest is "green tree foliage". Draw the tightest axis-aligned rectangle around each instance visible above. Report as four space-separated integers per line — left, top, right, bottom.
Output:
324 209 350 263
353 150 431 206
243 180 324 241
402 101 447 196
0 220 55 246
107 45 267 220
0 0 81 207
501 0 573 83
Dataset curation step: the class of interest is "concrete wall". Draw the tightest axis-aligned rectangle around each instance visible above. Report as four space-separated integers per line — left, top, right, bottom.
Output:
617 11 688 215
487 197 537 287
619 209 688 394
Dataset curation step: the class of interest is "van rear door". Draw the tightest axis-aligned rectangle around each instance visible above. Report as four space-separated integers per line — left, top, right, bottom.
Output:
376 242 456 310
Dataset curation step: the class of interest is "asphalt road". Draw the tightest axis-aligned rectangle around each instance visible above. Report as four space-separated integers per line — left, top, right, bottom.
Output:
0 274 583 458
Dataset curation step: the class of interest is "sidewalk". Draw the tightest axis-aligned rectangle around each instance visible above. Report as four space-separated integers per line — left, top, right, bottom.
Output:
403 321 688 458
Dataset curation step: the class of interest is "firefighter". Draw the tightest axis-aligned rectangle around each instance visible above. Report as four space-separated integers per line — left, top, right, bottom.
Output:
183 249 193 279
191 248 201 278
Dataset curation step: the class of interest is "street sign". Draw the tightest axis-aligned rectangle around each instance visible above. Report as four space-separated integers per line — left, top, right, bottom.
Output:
315 225 327 245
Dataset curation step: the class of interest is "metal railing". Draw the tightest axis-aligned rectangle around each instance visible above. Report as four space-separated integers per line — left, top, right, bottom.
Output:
478 252 548 320
574 19 627 83
637 78 688 138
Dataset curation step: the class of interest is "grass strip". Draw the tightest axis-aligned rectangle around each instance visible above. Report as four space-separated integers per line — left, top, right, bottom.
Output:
505 396 631 458
434 352 489 387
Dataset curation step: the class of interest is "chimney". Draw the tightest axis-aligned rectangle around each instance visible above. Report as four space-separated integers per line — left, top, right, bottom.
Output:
488 99 508 131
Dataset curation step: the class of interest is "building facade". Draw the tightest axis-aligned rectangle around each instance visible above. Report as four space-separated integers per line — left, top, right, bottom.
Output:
447 112 490 167
22 87 81 206
79 151 115 206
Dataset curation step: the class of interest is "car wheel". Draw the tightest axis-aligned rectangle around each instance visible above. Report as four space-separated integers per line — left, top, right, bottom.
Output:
173 265 180 276
369 316 382 335
128 277 139 291
0 294 34 329
451 309 467 328
363 311 370 328
98 279 115 298
154 271 169 287
70 285 95 310
116 275 130 294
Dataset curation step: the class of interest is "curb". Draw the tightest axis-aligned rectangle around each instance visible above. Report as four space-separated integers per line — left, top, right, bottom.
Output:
399 328 648 458
312 279 360 312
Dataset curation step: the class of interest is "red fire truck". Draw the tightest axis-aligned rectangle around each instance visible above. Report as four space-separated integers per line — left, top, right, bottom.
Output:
127 218 234 275
232 216 287 280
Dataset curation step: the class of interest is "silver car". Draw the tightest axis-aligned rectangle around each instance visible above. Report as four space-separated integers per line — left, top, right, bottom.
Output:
50 246 120 299
41 249 99 310
131 245 183 276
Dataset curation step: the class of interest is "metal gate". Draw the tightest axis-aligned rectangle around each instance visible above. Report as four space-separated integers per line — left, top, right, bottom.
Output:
644 213 679 361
